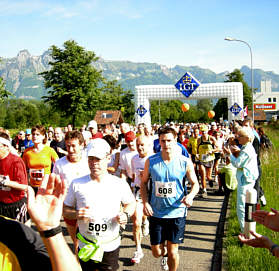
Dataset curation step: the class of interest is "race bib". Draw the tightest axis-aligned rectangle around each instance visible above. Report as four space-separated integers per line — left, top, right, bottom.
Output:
29 168 44 187
201 154 210 161
155 181 176 198
0 175 11 191
86 218 112 238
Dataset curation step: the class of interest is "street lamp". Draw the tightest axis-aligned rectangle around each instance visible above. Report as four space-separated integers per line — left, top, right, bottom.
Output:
225 37 254 122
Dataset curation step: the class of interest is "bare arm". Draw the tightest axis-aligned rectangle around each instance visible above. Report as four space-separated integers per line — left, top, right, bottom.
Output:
3 179 28 191
238 231 279 258
181 159 199 207
252 208 279 232
140 159 153 216
28 173 81 271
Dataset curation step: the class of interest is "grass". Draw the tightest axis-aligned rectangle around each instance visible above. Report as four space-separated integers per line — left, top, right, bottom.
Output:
223 125 279 271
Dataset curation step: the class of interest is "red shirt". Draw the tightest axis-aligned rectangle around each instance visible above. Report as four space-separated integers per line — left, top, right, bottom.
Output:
0 153 28 203
91 132 103 139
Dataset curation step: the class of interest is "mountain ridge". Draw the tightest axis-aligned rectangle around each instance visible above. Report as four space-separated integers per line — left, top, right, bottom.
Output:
1 49 279 100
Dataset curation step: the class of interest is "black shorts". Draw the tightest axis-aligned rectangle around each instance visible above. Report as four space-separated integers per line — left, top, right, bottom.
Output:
149 216 186 245
214 153 221 161
79 246 120 271
0 197 29 223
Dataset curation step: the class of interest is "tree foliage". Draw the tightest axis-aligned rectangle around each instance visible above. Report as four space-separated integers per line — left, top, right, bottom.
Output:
40 40 134 127
214 69 252 121
40 40 103 127
0 75 13 103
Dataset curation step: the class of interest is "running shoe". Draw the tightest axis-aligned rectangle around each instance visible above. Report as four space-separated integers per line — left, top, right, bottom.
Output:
142 219 149 236
201 190 207 198
209 180 214 187
161 256 169 270
131 250 144 264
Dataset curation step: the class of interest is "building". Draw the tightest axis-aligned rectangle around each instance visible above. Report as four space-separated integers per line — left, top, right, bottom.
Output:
253 80 279 121
94 110 124 126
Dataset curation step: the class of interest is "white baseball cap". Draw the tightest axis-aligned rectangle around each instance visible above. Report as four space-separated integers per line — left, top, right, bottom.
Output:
87 120 97 129
87 138 111 159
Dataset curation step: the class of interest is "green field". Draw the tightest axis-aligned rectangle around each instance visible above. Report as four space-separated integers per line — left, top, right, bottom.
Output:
224 125 279 270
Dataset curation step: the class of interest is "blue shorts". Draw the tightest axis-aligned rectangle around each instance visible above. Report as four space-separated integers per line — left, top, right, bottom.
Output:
149 216 186 245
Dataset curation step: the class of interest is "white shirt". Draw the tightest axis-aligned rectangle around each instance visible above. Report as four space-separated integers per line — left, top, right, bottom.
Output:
64 173 135 251
53 153 90 188
119 147 137 179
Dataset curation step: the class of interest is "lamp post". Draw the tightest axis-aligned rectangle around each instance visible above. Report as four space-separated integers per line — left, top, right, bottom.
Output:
225 37 254 122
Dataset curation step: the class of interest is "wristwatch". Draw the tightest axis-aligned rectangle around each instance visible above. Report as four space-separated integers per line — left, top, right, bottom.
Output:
39 225 62 238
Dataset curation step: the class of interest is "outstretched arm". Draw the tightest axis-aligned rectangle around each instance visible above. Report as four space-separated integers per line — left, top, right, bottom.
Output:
252 208 279 232
28 173 81 271
238 231 279 258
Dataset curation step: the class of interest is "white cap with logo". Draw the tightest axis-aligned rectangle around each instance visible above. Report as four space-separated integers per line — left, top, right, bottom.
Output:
87 138 111 159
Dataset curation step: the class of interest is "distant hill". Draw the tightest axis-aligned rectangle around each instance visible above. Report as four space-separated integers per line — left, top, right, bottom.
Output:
0 49 279 100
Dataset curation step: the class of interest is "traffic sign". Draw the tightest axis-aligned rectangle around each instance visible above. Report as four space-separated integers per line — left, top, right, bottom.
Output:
175 72 200 98
229 103 242 116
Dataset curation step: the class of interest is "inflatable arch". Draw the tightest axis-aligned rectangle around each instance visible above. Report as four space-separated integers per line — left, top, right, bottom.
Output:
134 82 243 126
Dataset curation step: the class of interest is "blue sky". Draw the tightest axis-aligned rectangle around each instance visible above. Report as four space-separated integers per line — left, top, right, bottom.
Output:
1 0 279 74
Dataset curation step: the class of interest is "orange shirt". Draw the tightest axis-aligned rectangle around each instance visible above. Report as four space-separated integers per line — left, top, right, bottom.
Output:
22 145 58 187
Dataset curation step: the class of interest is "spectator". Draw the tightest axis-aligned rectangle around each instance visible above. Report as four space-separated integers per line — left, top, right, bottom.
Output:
238 208 279 258
0 174 82 271
224 126 259 232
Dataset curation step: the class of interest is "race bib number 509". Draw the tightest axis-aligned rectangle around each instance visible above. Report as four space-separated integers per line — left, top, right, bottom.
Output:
155 181 176 198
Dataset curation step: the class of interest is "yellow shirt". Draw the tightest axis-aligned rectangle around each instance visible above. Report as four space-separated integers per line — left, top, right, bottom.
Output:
187 137 199 155
22 145 58 187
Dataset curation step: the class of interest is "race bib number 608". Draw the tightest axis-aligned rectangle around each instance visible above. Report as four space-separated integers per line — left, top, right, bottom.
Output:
155 181 176 198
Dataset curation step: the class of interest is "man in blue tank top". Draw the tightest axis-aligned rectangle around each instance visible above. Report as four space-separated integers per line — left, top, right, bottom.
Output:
140 127 199 271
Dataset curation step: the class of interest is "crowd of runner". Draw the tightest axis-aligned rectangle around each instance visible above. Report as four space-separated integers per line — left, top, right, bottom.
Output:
0 118 276 270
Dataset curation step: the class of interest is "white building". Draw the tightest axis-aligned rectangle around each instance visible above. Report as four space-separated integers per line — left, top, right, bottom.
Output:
254 80 279 121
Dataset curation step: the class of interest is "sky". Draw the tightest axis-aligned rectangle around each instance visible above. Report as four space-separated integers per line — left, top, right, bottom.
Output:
0 0 279 74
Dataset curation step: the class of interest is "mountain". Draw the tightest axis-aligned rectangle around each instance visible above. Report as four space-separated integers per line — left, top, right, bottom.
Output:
0 50 279 100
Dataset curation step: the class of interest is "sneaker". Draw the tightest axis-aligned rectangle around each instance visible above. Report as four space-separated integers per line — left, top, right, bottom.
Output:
131 250 144 264
260 195 267 207
160 256 169 270
201 190 207 198
209 180 214 187
142 219 149 236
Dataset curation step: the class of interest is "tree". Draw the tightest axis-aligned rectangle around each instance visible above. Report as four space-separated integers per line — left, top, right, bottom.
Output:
225 69 252 109
0 75 13 103
40 40 103 128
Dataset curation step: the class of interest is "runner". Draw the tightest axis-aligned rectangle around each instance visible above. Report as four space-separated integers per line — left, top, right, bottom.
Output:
197 124 218 198
140 127 199 271
119 131 137 187
53 130 90 254
0 131 29 223
22 125 58 192
63 138 136 271
130 135 153 264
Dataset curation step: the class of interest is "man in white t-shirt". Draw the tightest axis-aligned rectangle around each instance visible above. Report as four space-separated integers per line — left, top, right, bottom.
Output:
53 130 90 253
63 138 136 271
119 131 137 187
130 135 153 264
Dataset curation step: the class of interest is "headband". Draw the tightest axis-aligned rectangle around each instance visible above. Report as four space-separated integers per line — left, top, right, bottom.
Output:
0 137 11 147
